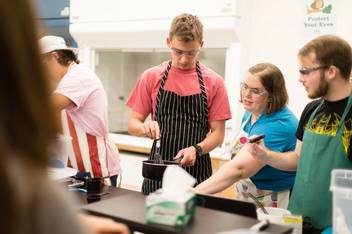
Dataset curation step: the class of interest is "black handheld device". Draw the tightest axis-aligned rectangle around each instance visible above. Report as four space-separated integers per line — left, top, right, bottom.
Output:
248 134 265 143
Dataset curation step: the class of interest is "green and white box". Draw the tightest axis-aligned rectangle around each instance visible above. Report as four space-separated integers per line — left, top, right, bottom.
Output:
146 190 196 226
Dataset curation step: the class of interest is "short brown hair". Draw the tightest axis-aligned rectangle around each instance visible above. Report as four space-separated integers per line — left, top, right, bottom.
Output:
42 49 80 66
248 63 288 115
169 13 203 42
298 35 352 79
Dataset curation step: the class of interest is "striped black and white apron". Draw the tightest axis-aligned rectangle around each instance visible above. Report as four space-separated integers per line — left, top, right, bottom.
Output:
142 61 212 195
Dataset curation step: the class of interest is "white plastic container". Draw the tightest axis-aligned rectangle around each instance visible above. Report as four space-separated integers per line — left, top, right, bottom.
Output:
257 207 302 234
256 207 291 225
330 169 352 234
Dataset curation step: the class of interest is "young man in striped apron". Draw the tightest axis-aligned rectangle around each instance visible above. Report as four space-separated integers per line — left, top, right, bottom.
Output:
248 35 352 233
39 36 121 186
126 13 232 195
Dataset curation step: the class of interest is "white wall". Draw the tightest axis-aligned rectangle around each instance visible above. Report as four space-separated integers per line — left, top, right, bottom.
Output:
71 0 352 129
243 0 352 117
119 152 147 191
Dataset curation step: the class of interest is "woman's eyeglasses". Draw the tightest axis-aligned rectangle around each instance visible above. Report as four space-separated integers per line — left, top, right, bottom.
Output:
240 82 267 98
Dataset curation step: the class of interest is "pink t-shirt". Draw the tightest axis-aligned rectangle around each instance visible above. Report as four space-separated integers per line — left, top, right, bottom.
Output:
126 61 232 121
55 64 120 176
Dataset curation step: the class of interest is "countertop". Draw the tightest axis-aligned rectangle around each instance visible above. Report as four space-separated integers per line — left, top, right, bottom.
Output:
109 133 232 160
80 187 292 234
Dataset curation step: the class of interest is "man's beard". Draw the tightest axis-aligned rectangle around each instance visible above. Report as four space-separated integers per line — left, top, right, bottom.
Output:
309 72 329 99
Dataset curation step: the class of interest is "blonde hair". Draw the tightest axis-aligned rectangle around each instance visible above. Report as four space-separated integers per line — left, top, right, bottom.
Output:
169 13 203 42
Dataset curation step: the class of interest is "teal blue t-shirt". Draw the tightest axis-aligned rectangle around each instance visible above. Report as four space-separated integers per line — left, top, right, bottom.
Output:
242 107 298 191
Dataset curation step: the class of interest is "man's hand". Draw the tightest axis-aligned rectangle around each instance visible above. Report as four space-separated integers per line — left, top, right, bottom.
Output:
140 120 160 139
174 146 197 167
127 112 160 139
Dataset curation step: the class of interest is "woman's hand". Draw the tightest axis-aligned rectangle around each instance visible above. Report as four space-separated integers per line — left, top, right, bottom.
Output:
79 214 130 234
247 140 270 163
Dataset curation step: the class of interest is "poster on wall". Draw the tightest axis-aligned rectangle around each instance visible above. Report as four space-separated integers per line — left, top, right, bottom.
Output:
302 0 336 38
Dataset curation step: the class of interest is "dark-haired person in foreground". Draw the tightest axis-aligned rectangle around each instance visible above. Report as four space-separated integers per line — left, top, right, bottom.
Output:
0 0 128 233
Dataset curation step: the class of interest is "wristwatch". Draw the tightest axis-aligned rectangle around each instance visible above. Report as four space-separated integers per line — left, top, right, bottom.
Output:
193 144 203 157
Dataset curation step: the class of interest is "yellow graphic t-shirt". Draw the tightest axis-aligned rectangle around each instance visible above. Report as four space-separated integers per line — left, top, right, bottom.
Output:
297 97 352 160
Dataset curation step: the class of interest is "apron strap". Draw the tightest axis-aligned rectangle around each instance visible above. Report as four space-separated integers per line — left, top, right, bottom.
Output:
196 62 208 122
154 61 172 122
306 99 324 128
154 61 208 126
337 93 352 132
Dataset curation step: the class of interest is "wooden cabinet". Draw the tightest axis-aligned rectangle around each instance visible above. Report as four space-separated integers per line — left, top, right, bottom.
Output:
210 157 236 199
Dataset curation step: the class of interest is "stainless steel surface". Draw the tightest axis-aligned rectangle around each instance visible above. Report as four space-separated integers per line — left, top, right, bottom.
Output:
154 139 163 164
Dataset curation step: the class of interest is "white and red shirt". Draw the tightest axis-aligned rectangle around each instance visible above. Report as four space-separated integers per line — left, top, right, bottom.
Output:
55 63 120 177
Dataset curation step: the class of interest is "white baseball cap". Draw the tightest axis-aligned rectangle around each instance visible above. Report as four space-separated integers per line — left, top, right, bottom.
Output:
39 35 78 54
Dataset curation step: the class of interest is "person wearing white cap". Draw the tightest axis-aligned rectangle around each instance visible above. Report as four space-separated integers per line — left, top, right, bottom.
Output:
39 35 121 186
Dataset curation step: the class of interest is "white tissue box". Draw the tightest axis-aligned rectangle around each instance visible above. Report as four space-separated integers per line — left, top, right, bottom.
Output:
146 189 196 226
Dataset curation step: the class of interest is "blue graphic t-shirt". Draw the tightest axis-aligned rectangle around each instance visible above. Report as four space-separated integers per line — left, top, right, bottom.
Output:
242 107 298 191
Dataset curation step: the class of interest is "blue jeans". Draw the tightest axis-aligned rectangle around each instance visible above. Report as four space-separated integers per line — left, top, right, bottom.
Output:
110 175 118 187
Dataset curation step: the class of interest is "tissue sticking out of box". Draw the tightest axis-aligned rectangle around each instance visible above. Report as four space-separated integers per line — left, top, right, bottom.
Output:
162 165 196 197
146 166 197 226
